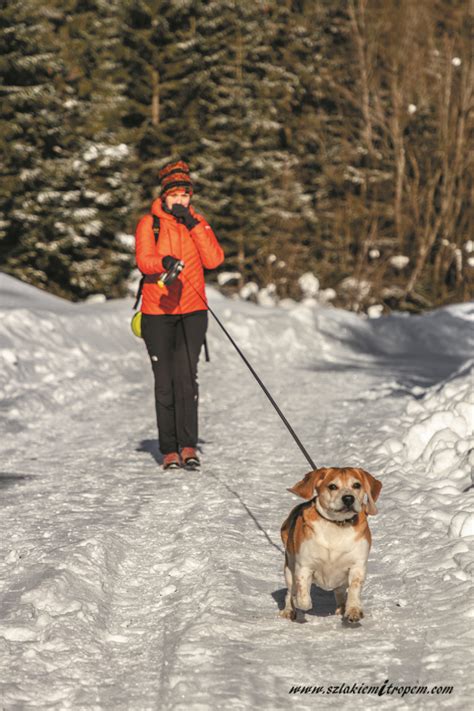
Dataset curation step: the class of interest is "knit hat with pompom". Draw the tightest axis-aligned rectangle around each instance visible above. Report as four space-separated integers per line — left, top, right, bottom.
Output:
159 160 193 198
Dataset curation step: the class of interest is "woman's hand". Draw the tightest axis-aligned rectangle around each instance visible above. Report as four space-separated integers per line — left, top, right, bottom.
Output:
171 204 200 230
162 255 181 271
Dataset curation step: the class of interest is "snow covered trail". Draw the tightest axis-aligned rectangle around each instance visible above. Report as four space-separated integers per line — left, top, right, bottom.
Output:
1 274 473 710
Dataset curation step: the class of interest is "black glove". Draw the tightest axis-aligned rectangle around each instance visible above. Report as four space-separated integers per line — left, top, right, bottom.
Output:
162 255 180 271
171 204 200 230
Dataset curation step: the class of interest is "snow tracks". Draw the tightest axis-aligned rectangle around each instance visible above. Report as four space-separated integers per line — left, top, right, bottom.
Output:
1 287 473 709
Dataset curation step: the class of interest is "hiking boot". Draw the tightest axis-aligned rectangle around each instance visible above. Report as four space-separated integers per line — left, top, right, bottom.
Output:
180 447 200 468
163 452 181 470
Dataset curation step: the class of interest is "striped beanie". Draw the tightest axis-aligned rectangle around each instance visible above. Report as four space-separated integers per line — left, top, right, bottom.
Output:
159 160 193 198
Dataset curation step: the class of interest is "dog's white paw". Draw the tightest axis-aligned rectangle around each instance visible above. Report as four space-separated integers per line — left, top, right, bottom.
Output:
293 595 312 611
279 608 296 621
344 607 364 623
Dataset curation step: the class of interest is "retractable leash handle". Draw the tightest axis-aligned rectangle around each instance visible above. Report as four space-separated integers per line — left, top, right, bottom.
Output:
157 260 185 288
181 273 317 471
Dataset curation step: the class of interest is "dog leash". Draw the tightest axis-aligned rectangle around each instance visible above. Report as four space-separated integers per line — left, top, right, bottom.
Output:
181 272 317 470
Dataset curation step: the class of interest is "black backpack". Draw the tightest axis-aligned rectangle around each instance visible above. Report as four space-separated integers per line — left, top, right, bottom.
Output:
133 215 161 310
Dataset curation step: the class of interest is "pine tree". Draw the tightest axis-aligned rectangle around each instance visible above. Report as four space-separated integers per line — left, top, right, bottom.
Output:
0 0 135 299
47 0 136 299
247 1 322 298
119 0 203 213
191 0 302 287
0 0 65 291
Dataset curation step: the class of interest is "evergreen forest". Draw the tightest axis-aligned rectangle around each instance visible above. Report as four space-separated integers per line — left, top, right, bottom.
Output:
1 0 472 313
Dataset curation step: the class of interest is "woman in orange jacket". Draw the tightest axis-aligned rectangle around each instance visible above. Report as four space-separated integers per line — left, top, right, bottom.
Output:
135 160 224 470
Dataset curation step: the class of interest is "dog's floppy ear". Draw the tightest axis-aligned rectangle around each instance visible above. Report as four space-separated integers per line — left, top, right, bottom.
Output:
288 468 328 500
357 469 382 515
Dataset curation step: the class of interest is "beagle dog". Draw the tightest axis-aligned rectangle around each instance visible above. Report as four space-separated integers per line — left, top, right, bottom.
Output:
280 467 382 623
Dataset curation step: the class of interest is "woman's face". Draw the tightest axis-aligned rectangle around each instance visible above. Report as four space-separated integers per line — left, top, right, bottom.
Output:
165 191 191 210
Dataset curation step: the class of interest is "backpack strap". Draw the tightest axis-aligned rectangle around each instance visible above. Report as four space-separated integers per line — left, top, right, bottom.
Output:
152 214 160 239
133 215 161 310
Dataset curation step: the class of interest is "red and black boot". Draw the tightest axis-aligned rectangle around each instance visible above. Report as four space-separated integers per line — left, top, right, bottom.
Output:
180 447 200 470
162 452 181 470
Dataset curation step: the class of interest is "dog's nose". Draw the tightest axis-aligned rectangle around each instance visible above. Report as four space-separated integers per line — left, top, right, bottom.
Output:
342 494 355 507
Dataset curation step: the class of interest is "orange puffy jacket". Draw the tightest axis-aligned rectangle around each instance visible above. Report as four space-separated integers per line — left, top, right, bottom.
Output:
135 199 224 315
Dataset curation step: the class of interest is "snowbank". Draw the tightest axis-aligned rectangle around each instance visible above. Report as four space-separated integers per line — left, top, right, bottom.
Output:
377 362 473 547
0 273 139 435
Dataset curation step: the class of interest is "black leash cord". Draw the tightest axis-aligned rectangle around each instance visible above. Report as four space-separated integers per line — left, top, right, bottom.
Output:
182 273 317 470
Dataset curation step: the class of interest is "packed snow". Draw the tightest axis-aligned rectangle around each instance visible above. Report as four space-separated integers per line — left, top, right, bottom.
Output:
0 272 473 709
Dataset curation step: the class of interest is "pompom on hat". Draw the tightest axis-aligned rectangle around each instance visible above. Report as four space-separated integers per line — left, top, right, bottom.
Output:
159 160 193 198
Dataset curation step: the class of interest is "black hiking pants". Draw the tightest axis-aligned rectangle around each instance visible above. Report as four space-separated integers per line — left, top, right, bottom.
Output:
141 310 208 454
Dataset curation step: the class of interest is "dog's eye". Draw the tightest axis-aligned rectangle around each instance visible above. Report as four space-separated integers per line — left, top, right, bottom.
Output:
353 482 362 489
328 484 338 491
